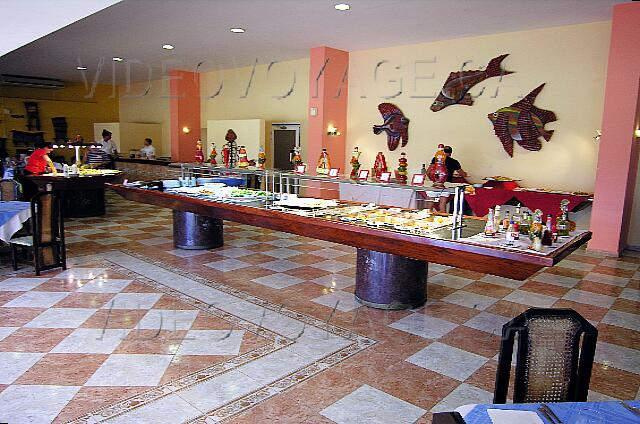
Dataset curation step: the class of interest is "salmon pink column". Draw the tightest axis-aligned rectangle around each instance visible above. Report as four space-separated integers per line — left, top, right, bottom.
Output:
589 3 640 254
308 46 349 183
170 69 201 163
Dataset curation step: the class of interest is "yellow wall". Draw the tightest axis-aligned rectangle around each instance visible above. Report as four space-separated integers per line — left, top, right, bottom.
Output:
199 58 310 166
347 22 610 192
118 79 170 157
0 83 119 157
206 119 265 161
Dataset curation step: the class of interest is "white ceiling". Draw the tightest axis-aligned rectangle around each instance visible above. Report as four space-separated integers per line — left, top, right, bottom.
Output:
0 0 624 84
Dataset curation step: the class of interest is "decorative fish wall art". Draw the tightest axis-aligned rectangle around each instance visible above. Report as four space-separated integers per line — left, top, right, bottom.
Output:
488 83 557 157
430 54 514 112
372 103 409 151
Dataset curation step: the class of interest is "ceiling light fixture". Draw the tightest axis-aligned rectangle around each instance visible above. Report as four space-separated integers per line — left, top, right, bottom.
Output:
230 28 245 33
112 57 124 62
162 44 175 50
334 3 350 11
76 66 87 70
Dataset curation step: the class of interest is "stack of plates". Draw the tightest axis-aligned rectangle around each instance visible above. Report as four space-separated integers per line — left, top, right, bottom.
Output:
162 180 181 188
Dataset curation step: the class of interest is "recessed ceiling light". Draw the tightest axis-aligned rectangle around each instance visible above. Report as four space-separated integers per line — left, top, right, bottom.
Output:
230 28 245 33
112 57 124 62
334 3 350 11
76 66 87 70
162 44 174 50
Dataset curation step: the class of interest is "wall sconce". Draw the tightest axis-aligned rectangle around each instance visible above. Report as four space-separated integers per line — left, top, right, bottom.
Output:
635 128 640 138
327 125 340 136
182 126 191 134
593 130 601 142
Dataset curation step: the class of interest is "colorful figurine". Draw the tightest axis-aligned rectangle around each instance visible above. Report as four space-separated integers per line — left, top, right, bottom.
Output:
291 147 303 166
195 139 204 164
316 148 331 175
222 144 231 168
428 144 448 187
237 145 250 168
224 129 239 168
257 146 266 170
349 147 361 179
209 143 217 165
372 151 387 180
395 152 408 184
372 103 410 151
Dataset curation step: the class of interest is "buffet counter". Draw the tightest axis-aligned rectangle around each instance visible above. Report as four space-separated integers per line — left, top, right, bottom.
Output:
108 182 591 310
114 157 180 181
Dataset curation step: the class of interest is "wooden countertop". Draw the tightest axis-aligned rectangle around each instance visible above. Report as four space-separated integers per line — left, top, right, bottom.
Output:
108 184 592 280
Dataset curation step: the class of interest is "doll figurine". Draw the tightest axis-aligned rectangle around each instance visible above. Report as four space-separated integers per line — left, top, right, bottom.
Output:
349 147 361 179
257 146 266 170
222 144 231 168
195 140 204 163
291 147 303 166
316 148 331 175
395 152 408 183
372 151 387 180
209 143 217 165
237 145 250 168
428 143 448 187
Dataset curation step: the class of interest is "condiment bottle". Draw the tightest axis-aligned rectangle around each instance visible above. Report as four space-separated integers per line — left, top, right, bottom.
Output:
505 220 516 245
484 208 496 237
494 205 502 231
501 211 510 232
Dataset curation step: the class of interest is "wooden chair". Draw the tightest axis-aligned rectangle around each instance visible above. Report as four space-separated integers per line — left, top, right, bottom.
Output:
9 191 66 275
494 308 597 404
0 179 20 201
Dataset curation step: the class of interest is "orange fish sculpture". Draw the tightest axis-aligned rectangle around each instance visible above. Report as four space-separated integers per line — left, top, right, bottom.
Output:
488 83 557 157
430 54 513 112
372 103 409 151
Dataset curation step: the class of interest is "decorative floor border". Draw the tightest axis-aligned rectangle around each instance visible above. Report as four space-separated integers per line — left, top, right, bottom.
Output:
66 251 376 423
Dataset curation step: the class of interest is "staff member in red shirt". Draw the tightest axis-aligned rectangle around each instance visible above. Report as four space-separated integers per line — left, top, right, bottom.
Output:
21 142 57 200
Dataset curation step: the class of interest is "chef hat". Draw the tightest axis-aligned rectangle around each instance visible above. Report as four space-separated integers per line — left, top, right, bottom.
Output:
102 129 112 137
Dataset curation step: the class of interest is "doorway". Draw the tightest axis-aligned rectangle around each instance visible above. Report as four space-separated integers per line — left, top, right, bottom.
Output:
271 123 300 170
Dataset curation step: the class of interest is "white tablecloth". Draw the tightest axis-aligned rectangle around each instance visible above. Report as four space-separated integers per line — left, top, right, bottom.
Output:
0 201 31 243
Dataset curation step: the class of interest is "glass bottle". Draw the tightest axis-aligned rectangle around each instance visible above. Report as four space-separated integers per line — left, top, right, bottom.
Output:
484 208 497 237
501 211 510 232
505 220 516 245
494 205 502 231
556 200 570 236
512 204 522 225
420 164 427 175
519 211 530 235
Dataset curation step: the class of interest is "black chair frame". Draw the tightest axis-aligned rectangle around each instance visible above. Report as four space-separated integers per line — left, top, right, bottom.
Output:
494 308 598 404
11 191 66 275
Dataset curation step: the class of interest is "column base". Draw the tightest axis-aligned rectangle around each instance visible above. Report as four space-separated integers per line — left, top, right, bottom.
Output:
173 210 224 250
355 248 427 310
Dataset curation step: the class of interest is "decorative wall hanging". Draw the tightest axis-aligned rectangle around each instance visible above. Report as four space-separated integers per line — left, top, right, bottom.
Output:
372 103 409 151
430 54 513 112
488 83 556 157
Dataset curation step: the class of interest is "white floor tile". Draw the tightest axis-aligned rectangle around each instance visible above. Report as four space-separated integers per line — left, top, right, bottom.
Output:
406 342 488 381
0 277 49 291
594 341 640 374
557 260 595 271
562 289 616 308
430 274 473 289
464 312 511 335
0 385 80 424
24 308 97 328
442 291 498 311
388 313 458 339
503 290 557 308
51 328 129 354
252 273 304 289
309 260 353 273
601 309 640 332
620 288 640 302
166 249 211 258
0 352 45 384
106 393 201 424
312 290 362 312
102 293 162 309
0 327 18 342
265 238 302 248
261 247 302 259
530 272 580 288
310 248 349 259
226 238 260 247
601 259 639 271
320 384 426 424
583 272 629 287
217 247 255 258
431 383 493 413
85 354 173 386
259 259 304 272
3 291 69 308
312 274 355 289
204 258 250 272
480 275 525 289
77 278 133 293
94 237 131 246
178 369 263 411
138 309 199 331
137 237 172 246
176 330 245 355
56 268 107 280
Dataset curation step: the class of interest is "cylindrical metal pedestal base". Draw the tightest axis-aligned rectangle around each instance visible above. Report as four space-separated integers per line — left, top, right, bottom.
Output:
173 210 224 250
355 248 427 309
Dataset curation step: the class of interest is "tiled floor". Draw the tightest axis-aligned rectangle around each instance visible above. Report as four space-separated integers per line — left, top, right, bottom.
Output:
0 192 638 423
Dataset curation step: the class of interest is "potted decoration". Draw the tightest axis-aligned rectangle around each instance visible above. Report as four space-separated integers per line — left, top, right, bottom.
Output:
395 152 408 183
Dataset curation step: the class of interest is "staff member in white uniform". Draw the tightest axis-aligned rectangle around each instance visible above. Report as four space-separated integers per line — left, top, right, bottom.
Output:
98 129 118 168
140 138 156 159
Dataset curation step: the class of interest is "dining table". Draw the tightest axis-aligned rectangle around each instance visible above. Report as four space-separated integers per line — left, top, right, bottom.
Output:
434 400 640 423
0 201 31 243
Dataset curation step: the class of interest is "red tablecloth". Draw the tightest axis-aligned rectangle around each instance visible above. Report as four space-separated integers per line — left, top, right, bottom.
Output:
466 188 592 217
